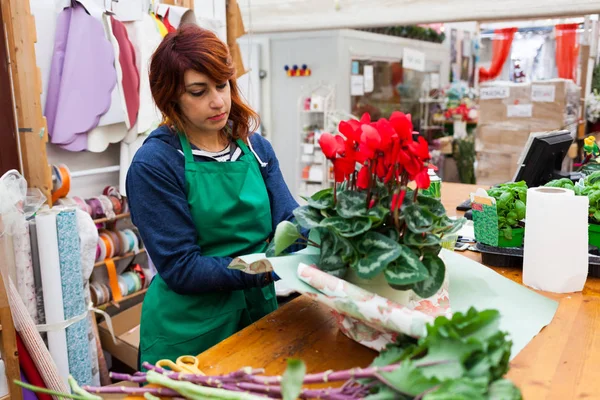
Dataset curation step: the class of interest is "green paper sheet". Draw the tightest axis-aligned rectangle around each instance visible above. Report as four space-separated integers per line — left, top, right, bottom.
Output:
442 249 558 359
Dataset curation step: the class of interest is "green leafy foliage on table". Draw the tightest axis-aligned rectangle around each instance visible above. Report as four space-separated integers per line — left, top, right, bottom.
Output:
15 308 522 400
486 182 527 240
453 134 476 184
546 172 600 223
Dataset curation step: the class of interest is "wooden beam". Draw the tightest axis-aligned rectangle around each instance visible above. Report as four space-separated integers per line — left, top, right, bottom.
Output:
1 0 51 203
0 0 19 176
239 0 600 33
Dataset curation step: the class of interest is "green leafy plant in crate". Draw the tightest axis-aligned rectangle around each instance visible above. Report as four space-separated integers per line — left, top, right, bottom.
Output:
486 182 527 245
270 112 465 298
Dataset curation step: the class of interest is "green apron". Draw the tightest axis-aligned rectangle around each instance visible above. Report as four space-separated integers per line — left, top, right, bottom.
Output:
138 133 278 366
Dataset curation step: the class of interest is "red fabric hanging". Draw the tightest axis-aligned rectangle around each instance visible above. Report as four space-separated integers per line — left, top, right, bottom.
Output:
16 333 53 400
162 9 177 33
555 23 579 81
479 27 517 83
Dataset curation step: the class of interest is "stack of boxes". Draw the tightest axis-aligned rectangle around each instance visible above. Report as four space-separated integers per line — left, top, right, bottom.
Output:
476 79 580 185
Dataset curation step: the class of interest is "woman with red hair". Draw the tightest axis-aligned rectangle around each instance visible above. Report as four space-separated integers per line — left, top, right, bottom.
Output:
126 25 300 366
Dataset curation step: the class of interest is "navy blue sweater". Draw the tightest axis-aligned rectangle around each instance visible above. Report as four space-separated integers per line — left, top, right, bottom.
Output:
126 126 300 295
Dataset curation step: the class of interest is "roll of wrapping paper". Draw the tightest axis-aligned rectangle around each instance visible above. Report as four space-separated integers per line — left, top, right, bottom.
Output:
7 279 69 394
35 211 70 383
12 216 38 323
28 221 46 325
105 258 123 302
16 333 52 400
56 210 93 386
51 164 71 203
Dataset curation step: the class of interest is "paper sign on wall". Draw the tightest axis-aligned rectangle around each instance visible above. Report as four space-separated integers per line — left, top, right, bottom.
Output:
531 85 556 102
430 73 440 89
351 75 365 96
507 104 533 118
480 87 510 100
363 65 374 93
403 48 426 72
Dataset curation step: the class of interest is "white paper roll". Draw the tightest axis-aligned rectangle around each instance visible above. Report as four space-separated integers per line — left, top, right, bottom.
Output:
35 211 70 386
523 187 589 293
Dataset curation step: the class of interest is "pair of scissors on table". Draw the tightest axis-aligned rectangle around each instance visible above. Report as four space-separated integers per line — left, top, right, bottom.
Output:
156 355 205 375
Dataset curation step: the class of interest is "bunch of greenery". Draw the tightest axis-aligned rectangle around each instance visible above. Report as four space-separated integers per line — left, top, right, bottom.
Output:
486 182 527 240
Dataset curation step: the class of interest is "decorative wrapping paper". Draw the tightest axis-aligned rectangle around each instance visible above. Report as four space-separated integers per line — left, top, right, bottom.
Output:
76 209 101 386
12 218 37 323
7 278 70 395
232 247 558 358
28 221 46 326
56 210 93 386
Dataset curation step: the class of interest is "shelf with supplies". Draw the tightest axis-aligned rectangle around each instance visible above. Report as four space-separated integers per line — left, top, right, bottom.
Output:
94 248 147 268
98 288 148 312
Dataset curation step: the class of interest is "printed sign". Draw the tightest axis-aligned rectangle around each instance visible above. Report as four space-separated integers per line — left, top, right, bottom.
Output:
351 75 364 96
480 86 510 100
403 48 426 72
363 65 374 93
531 85 556 102
507 104 533 118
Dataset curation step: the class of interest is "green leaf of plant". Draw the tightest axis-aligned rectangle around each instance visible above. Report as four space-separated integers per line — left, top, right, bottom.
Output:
281 359 306 400
322 216 372 238
488 379 523 400
272 221 301 256
364 387 405 400
404 231 441 248
498 191 512 209
379 361 439 397
433 216 466 235
412 254 446 299
332 233 355 261
293 206 323 229
368 205 390 222
352 232 403 279
403 204 434 233
422 378 487 400
336 190 368 218
308 189 334 210
319 231 349 276
514 200 526 220
384 245 429 286
417 195 446 217
502 226 512 240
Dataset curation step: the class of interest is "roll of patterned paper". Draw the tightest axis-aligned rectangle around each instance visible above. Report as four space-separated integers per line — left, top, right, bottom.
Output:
12 217 38 323
27 221 46 325
7 273 69 393
35 211 70 384
16 333 52 400
75 208 101 386
56 210 93 386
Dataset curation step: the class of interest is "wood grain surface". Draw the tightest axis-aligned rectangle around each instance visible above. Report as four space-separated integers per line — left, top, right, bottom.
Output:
196 183 600 399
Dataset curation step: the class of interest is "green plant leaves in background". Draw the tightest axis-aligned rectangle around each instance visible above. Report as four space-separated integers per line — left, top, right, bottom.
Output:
281 359 306 400
321 216 372 238
307 188 334 210
403 204 434 233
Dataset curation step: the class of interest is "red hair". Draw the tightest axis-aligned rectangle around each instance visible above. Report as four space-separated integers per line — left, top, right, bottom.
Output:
149 25 258 141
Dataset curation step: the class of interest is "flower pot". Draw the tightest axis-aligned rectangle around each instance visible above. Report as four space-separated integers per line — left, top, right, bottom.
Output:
344 268 411 305
497 227 524 248
589 223 600 249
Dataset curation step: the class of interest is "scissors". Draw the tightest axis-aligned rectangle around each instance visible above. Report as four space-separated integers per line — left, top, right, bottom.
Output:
156 355 205 375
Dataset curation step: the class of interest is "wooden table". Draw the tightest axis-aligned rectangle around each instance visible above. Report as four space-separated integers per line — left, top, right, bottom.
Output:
196 183 600 400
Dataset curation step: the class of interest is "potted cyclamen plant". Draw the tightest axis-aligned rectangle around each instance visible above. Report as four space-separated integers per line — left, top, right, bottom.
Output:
271 112 465 304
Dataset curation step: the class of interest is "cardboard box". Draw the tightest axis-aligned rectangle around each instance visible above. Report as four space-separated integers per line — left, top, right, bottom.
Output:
98 303 142 370
531 79 580 124
479 82 532 125
476 151 520 186
476 124 531 153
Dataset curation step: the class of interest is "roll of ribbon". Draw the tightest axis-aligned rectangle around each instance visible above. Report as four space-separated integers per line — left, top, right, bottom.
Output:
121 272 137 295
86 198 104 220
105 258 122 302
95 243 101 261
96 237 107 261
105 230 122 256
51 165 63 192
109 196 122 215
99 233 113 259
123 229 138 253
90 283 101 306
73 197 92 215
131 264 146 288
118 231 131 254
100 283 111 304
98 195 115 220
51 164 71 203
118 276 129 297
